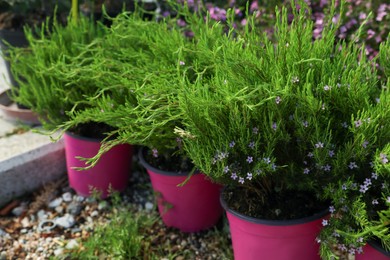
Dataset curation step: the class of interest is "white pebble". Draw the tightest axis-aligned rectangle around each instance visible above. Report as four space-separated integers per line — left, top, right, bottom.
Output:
21 217 30 228
62 192 73 202
55 206 64 214
11 206 25 216
37 210 48 221
90 210 99 217
65 239 79 249
54 248 64 256
48 198 63 208
55 214 76 229
145 202 154 211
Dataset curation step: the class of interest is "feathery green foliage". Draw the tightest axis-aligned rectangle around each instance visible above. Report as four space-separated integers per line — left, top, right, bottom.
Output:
7 14 106 130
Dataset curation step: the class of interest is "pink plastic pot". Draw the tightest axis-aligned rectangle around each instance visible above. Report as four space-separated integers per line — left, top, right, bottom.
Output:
221 193 328 260
64 132 133 198
355 240 390 260
138 147 223 232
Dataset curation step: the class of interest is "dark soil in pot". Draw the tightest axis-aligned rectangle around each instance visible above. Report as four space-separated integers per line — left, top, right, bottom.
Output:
142 148 193 174
222 185 329 221
68 122 117 140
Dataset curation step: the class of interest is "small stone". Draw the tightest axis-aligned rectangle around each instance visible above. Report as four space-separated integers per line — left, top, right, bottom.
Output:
75 195 85 202
55 206 64 214
0 252 7 260
67 202 83 216
48 198 63 208
0 228 8 237
90 210 99 218
181 240 187 247
145 202 154 211
37 247 44 252
53 248 64 257
98 201 109 211
21 217 30 228
11 206 25 216
86 216 93 223
55 214 76 229
71 227 82 234
86 197 96 203
37 210 48 221
65 239 79 249
20 228 28 234
62 192 73 202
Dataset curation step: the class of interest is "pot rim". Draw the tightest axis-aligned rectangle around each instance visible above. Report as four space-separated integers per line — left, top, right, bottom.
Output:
138 146 200 177
220 189 329 226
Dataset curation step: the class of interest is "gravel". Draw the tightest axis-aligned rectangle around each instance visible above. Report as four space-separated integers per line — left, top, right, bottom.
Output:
0 166 232 259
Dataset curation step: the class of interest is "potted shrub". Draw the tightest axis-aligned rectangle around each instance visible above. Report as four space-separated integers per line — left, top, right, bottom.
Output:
176 0 386 258
6 5 133 198
318 38 390 259
57 10 223 232
0 0 69 122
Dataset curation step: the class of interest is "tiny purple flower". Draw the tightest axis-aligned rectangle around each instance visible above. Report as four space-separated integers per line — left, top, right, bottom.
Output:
246 172 253 180
372 199 379 205
322 219 328 226
357 237 364 243
152 148 158 158
247 156 253 164
263 157 271 164
307 152 314 158
229 141 235 148
238 177 245 184
380 153 388 164
255 169 262 175
371 172 378 180
354 120 363 128
386 197 390 203
364 178 372 186
303 121 309 127
223 166 230 173
291 76 299 84
315 142 324 149
338 244 347 252
248 141 255 149
359 184 369 193
329 206 335 213
356 247 363 254
179 61 185 65
252 127 259 134
341 205 348 212
324 85 331 91
272 122 277 131
289 114 294 121
231 172 238 180
342 184 347 190
362 140 369 148
341 122 348 128
271 164 277 171
328 150 335 157
275 96 282 104
323 164 332 172
348 161 358 169
348 248 356 255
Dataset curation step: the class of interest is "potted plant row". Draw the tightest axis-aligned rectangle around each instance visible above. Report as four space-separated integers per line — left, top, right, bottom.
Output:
7 0 389 257
53 8 223 232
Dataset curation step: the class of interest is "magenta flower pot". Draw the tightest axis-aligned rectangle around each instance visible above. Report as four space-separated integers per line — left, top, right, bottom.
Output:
355 240 390 260
138 148 223 232
64 132 133 198
221 193 328 260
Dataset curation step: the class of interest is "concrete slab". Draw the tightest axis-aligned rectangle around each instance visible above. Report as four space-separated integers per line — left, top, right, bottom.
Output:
0 132 66 206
